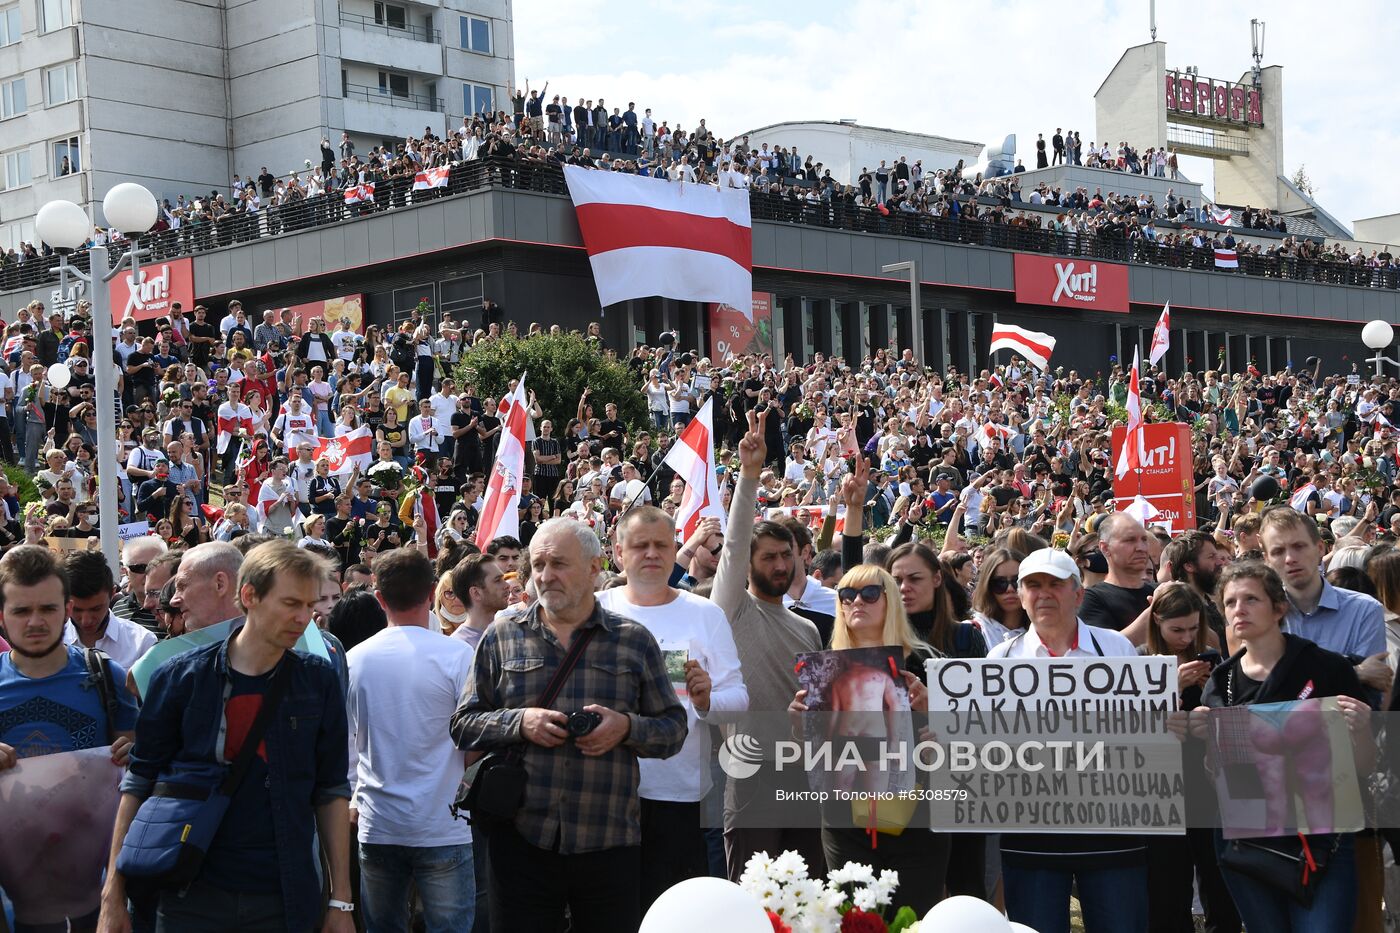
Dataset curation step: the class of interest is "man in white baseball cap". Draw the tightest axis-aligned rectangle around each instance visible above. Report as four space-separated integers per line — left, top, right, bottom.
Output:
989 548 1135 659
987 546 1145 933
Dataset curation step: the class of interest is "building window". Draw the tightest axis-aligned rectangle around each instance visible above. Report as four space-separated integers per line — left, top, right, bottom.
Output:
1 220 35 252
378 71 409 98
40 0 70 31
459 15 490 53
373 1 406 29
1 148 31 191
0 6 21 46
52 135 78 174
45 62 77 106
0 76 24 118
463 82 492 117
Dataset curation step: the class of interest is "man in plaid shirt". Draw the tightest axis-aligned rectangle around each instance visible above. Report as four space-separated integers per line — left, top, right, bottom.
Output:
450 518 687 933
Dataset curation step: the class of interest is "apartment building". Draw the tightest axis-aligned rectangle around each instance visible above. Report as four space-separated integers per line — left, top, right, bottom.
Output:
0 0 513 251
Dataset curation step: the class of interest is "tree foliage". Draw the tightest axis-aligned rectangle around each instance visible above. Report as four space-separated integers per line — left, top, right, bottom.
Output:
1291 164 1316 198
455 333 648 433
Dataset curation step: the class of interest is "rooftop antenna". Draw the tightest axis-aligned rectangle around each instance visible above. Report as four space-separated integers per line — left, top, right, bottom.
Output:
1150 0 1157 41
1251 18 1266 87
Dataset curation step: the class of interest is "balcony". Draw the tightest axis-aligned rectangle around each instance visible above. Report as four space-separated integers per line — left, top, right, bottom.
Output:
339 10 440 43
343 83 446 139
1167 124 1250 159
345 82 443 113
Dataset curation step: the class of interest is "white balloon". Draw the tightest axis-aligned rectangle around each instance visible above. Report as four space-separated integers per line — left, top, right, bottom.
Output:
923 895 1011 932
46 362 71 389
640 877 772 933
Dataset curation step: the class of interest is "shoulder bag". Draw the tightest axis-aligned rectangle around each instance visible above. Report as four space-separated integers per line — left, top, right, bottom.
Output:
451 625 597 824
116 658 291 890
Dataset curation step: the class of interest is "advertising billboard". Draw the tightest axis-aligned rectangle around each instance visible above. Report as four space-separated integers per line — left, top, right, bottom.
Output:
1111 422 1197 533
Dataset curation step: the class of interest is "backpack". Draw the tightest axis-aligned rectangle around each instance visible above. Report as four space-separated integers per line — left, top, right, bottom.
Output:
83 647 120 743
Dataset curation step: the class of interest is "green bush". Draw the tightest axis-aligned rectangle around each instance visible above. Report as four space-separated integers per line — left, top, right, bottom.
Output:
4 463 38 504
455 333 648 434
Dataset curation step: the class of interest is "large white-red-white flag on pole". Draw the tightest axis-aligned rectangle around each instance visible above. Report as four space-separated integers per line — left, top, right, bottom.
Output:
311 426 373 477
475 373 528 547
989 323 1056 371
1115 347 1145 479
562 165 753 317
1149 303 1171 367
662 397 727 541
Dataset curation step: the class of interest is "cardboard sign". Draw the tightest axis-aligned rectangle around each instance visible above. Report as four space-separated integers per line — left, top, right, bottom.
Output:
1111 422 1196 532
926 656 1177 713
1013 254 1129 314
923 656 1184 834
116 521 150 541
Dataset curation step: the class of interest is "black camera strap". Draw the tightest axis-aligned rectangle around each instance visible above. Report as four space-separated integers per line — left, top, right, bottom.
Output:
506 623 598 763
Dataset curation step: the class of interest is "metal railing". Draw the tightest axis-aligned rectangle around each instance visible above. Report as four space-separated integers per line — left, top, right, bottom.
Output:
344 83 445 114
5 156 1399 296
338 10 441 43
1167 124 1250 156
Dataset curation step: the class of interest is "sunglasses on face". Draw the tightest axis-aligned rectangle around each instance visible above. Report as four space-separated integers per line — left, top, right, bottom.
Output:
838 584 884 605
127 563 149 575
989 575 1018 594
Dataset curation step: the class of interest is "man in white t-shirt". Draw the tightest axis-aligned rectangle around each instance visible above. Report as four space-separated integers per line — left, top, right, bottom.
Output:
596 506 748 913
272 394 317 456
347 549 477 931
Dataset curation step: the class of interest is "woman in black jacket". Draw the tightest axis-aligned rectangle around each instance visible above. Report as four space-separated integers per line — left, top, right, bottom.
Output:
1190 561 1372 933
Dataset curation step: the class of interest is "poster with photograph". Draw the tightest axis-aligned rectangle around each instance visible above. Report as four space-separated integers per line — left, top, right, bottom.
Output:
795 646 915 795
0 747 122 927
1209 697 1364 839
658 639 691 703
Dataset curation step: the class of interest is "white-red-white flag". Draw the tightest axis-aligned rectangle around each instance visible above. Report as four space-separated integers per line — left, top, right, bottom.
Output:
311 426 372 477
216 402 253 455
1214 248 1239 269
413 167 450 190
475 373 528 547
989 323 1056 371
1290 483 1317 512
562 165 753 317
663 397 727 540
1209 206 1234 226
1149 303 1171 367
1115 348 1144 478
344 183 375 205
974 422 1016 450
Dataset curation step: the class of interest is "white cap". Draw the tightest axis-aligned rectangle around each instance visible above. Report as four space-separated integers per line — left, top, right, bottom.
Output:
1017 548 1081 583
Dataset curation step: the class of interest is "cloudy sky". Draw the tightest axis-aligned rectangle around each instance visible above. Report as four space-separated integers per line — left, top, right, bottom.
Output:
512 0 1398 234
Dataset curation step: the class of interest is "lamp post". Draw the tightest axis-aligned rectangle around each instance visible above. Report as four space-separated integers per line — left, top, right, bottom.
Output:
1362 319 1399 379
881 261 922 369
35 183 158 575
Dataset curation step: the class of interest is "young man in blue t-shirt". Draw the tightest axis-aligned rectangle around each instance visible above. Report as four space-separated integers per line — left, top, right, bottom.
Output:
0 545 138 764
0 545 138 932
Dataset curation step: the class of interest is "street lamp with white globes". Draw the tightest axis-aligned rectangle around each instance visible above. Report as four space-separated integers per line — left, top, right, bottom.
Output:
1363 319 1399 379
34 182 158 575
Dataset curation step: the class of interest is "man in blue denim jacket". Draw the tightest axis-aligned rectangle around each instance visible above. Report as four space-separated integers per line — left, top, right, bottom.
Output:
98 541 355 933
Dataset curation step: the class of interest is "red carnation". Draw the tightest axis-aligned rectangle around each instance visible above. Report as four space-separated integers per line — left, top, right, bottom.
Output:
840 908 888 933
766 910 793 933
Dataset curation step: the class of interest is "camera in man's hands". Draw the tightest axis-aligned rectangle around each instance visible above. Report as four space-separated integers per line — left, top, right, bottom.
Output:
566 710 603 738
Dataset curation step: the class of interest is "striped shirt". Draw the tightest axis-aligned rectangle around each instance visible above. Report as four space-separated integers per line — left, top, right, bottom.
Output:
449 601 687 853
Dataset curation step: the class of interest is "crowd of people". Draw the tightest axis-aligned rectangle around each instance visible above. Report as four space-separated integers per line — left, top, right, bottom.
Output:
6 92 1400 296
3 265 1400 933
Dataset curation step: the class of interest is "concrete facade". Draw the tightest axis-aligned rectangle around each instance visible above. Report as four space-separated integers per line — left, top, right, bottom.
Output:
2 182 1395 378
1093 41 1169 154
0 0 513 252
